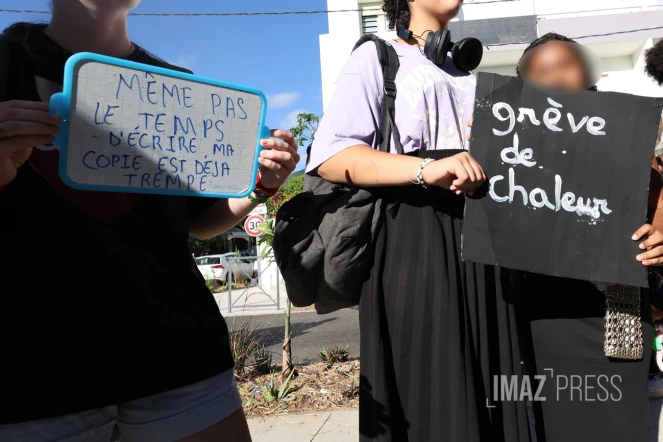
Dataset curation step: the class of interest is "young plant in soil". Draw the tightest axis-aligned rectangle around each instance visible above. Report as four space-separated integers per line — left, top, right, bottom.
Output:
320 345 349 366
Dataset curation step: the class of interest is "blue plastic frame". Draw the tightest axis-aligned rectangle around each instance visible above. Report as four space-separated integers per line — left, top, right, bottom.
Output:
50 52 270 199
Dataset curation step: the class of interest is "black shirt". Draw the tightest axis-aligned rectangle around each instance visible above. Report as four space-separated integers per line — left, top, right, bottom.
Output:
0 26 234 425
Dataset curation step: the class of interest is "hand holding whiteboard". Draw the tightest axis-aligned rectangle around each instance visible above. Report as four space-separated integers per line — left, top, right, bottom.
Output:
49 52 270 198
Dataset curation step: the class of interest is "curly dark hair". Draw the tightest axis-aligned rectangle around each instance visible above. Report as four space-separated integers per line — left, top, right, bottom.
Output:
645 39 663 86
517 32 598 92
383 0 410 31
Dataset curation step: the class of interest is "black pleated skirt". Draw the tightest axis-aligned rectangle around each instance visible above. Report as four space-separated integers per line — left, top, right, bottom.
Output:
359 149 531 442
517 273 653 442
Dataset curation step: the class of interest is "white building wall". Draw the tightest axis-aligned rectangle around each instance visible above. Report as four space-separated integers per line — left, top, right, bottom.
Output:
321 0 362 109
321 0 663 108
460 0 663 20
599 42 661 96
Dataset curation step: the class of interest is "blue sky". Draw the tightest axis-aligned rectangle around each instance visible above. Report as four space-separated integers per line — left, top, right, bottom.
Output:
0 0 329 169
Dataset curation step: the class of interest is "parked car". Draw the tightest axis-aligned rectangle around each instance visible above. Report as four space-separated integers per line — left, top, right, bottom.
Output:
239 251 260 277
194 255 224 280
195 253 256 282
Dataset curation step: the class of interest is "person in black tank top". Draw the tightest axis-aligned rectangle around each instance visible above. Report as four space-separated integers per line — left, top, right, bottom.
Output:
0 1 299 441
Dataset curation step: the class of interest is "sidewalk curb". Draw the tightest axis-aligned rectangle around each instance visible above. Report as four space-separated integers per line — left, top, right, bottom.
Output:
247 409 358 442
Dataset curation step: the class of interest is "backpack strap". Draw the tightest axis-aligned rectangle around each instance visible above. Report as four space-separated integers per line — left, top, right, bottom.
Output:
352 35 403 155
0 35 9 102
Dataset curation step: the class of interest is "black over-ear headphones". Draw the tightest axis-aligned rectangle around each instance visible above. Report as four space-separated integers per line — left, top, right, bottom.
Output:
397 28 483 72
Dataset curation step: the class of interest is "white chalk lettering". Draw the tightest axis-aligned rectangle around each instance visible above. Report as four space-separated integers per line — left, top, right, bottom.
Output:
509 168 528 205
576 197 596 218
543 100 563 132
547 98 563 108
517 108 541 126
489 175 508 202
530 188 555 210
554 174 562 210
594 199 612 215
487 97 612 222
493 102 515 136
561 192 576 212
501 133 536 167
567 114 589 133
490 98 606 137
488 168 612 220
587 117 606 136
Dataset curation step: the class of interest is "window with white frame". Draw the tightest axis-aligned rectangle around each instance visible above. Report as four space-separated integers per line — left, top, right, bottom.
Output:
360 1 387 34
362 15 379 33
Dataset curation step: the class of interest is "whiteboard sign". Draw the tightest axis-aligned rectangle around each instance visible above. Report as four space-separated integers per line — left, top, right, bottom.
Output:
49 52 269 198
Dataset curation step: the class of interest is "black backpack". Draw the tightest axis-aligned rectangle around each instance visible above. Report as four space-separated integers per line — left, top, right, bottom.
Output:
272 35 403 314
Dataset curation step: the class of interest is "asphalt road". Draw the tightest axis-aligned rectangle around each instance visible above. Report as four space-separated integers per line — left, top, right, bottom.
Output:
226 308 360 364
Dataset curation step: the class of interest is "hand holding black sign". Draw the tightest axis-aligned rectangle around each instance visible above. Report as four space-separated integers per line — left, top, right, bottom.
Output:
462 73 661 287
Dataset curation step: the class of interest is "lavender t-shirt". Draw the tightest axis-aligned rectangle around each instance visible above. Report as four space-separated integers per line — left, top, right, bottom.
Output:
307 40 476 173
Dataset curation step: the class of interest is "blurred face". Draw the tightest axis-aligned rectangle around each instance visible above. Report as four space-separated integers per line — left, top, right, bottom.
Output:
520 41 587 92
410 0 463 23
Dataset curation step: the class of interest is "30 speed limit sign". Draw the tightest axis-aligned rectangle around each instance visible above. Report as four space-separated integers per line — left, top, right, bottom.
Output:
244 215 265 237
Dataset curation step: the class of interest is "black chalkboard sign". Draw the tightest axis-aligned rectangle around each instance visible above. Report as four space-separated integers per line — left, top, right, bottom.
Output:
462 73 661 287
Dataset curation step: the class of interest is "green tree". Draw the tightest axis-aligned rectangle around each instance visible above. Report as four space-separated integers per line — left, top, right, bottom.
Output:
258 112 320 379
263 111 318 218
189 221 249 256
290 112 320 154
265 175 304 217
255 219 294 379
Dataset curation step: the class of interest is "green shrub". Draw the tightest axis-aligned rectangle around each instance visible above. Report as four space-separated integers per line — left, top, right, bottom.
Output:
320 345 349 366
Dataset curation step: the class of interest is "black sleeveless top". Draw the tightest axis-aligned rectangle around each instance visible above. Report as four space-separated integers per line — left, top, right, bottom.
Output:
0 25 233 424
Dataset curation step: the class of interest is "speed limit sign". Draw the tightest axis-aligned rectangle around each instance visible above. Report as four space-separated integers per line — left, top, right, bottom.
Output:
244 215 265 237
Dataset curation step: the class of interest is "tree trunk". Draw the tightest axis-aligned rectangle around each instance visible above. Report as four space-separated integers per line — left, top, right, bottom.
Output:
281 299 292 379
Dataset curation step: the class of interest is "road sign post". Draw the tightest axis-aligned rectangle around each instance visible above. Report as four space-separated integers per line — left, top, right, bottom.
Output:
244 214 266 237
249 204 267 216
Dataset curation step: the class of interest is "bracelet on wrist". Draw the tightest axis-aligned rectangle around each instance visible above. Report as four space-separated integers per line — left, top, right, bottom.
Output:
416 158 435 188
248 192 269 204
255 172 279 196
253 185 275 198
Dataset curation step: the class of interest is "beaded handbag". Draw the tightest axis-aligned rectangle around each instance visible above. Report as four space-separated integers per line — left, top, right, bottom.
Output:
604 284 643 360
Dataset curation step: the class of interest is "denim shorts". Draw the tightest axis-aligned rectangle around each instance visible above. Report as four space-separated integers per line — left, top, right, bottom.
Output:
0 369 242 442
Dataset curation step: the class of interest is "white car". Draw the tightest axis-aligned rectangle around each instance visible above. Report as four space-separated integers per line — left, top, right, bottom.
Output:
195 255 223 280
224 254 258 282
195 253 256 282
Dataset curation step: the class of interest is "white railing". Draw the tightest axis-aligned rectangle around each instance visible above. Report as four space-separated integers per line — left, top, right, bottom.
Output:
223 255 282 314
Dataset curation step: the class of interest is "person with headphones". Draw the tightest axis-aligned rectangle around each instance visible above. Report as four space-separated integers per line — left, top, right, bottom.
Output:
306 1 529 441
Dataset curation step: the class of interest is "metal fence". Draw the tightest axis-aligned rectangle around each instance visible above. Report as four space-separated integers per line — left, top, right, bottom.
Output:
223 255 281 314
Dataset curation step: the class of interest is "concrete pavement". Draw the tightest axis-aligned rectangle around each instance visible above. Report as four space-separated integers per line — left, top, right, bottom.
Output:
248 400 663 441
248 410 358 442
